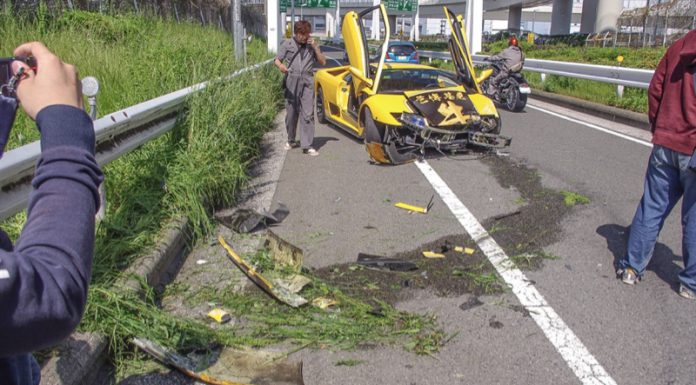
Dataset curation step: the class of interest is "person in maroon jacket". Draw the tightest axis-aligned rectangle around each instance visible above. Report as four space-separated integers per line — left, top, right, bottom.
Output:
617 30 696 300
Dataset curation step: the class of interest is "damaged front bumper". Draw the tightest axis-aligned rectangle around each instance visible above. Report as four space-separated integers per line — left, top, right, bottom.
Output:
399 113 512 151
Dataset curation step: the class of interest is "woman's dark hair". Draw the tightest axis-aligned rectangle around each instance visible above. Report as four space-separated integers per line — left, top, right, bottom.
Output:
294 20 311 35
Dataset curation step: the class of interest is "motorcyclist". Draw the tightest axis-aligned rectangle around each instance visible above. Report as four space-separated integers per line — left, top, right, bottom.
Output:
486 36 524 95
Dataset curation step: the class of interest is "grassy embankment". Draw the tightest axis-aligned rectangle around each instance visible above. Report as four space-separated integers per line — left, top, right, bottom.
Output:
1 9 442 378
430 39 666 113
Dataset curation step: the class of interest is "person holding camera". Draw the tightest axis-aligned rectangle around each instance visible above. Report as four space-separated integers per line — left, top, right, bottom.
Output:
0 42 103 385
274 20 326 156
616 30 696 300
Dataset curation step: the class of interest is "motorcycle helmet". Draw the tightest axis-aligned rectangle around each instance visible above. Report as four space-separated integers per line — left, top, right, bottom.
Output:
509 36 519 46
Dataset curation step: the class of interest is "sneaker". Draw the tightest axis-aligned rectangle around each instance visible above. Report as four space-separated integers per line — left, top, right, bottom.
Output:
303 148 319 156
619 267 639 285
284 142 294 150
678 284 695 300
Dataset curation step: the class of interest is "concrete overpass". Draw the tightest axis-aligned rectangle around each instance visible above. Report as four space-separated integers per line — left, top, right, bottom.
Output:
265 0 624 54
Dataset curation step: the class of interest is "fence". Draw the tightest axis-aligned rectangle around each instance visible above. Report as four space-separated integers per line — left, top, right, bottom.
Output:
1 0 266 36
590 0 696 48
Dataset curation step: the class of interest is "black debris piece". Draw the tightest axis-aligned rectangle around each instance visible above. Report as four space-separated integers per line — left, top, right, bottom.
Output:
357 253 418 272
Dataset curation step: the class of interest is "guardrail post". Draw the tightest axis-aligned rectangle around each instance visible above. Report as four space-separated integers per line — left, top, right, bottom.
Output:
541 73 547 84
616 85 624 98
428 57 432 63
81 76 107 222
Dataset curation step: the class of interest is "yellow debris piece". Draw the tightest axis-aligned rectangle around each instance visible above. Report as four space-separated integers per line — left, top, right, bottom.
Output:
312 297 338 309
454 246 475 255
422 251 445 259
208 308 231 324
395 202 428 214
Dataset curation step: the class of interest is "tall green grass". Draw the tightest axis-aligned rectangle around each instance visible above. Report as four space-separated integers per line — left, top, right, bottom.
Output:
3 11 442 377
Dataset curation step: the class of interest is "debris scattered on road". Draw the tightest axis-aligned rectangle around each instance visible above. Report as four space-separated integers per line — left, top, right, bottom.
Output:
216 202 289 233
394 195 434 214
312 297 338 309
219 236 307 307
265 230 303 272
357 253 418 271
459 296 483 311
132 337 305 385
422 251 445 259
208 308 232 324
274 274 312 294
196 259 208 265
454 246 475 255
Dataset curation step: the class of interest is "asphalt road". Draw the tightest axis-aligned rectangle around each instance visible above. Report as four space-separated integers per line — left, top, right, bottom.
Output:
269 97 696 384
117 50 695 384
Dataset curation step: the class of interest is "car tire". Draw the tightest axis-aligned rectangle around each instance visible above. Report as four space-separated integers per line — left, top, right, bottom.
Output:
363 108 418 165
316 87 328 124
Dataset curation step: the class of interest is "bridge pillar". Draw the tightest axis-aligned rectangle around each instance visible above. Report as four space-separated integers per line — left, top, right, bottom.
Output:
550 0 572 35
580 0 598 33
326 10 334 37
507 5 522 34
388 15 397 37
371 0 380 40
267 0 279 53
466 0 483 53
595 0 622 32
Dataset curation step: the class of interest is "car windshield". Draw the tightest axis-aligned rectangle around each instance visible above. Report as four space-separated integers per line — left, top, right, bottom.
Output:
378 69 460 93
388 45 415 55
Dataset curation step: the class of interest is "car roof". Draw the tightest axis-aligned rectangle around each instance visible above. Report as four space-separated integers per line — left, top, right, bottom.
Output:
370 62 439 70
387 41 416 47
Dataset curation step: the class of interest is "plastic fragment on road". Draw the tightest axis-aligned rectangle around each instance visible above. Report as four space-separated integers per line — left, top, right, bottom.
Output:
219 236 308 307
265 229 303 272
132 337 305 385
197 259 208 265
208 308 232 324
312 297 338 309
274 274 312 294
422 251 445 259
216 202 289 233
394 195 434 214
356 253 418 271
454 246 475 255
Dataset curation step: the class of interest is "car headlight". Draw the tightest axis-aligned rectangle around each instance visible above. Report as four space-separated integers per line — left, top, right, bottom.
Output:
400 113 429 131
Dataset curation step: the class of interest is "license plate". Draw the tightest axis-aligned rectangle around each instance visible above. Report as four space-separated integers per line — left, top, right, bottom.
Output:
518 86 531 94
398 56 407 61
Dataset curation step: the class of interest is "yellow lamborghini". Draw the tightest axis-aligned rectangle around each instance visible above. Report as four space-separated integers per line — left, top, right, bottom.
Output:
314 5 510 164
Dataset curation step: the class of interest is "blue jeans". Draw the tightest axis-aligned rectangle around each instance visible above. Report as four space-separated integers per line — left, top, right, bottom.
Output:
620 145 696 292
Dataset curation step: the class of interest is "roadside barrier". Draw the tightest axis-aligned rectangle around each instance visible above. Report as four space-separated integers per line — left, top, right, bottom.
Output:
0 59 274 221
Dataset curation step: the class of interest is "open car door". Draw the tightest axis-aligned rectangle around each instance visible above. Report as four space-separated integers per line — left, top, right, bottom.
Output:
444 7 481 93
341 4 389 97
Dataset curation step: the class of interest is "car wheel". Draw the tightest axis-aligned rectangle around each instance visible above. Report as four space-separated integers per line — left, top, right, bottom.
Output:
316 87 328 124
363 108 418 165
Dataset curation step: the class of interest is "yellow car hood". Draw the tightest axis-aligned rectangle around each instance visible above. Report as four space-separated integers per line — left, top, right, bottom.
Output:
404 87 490 127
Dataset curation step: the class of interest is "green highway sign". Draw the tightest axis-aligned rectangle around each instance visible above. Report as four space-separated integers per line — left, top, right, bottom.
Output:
280 0 336 12
385 0 416 12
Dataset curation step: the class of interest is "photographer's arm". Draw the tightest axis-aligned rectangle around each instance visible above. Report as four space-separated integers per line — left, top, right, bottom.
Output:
0 42 103 356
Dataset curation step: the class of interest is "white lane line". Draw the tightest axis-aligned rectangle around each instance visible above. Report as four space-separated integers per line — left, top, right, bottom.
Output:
415 159 617 385
526 104 652 148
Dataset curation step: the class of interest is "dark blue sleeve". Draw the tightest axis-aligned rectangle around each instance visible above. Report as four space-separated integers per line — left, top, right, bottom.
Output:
0 105 103 357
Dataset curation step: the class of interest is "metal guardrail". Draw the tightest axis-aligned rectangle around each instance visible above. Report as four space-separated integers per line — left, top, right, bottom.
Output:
0 59 273 221
419 50 655 89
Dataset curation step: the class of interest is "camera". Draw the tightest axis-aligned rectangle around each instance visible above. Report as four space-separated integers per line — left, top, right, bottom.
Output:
1 56 36 98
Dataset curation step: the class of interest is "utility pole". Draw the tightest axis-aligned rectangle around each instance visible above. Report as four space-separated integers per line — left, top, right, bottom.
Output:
291 0 296 31
233 0 243 61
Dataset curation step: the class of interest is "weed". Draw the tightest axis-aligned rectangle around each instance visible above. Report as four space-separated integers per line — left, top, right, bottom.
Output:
336 359 365 366
514 196 527 205
561 191 590 206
